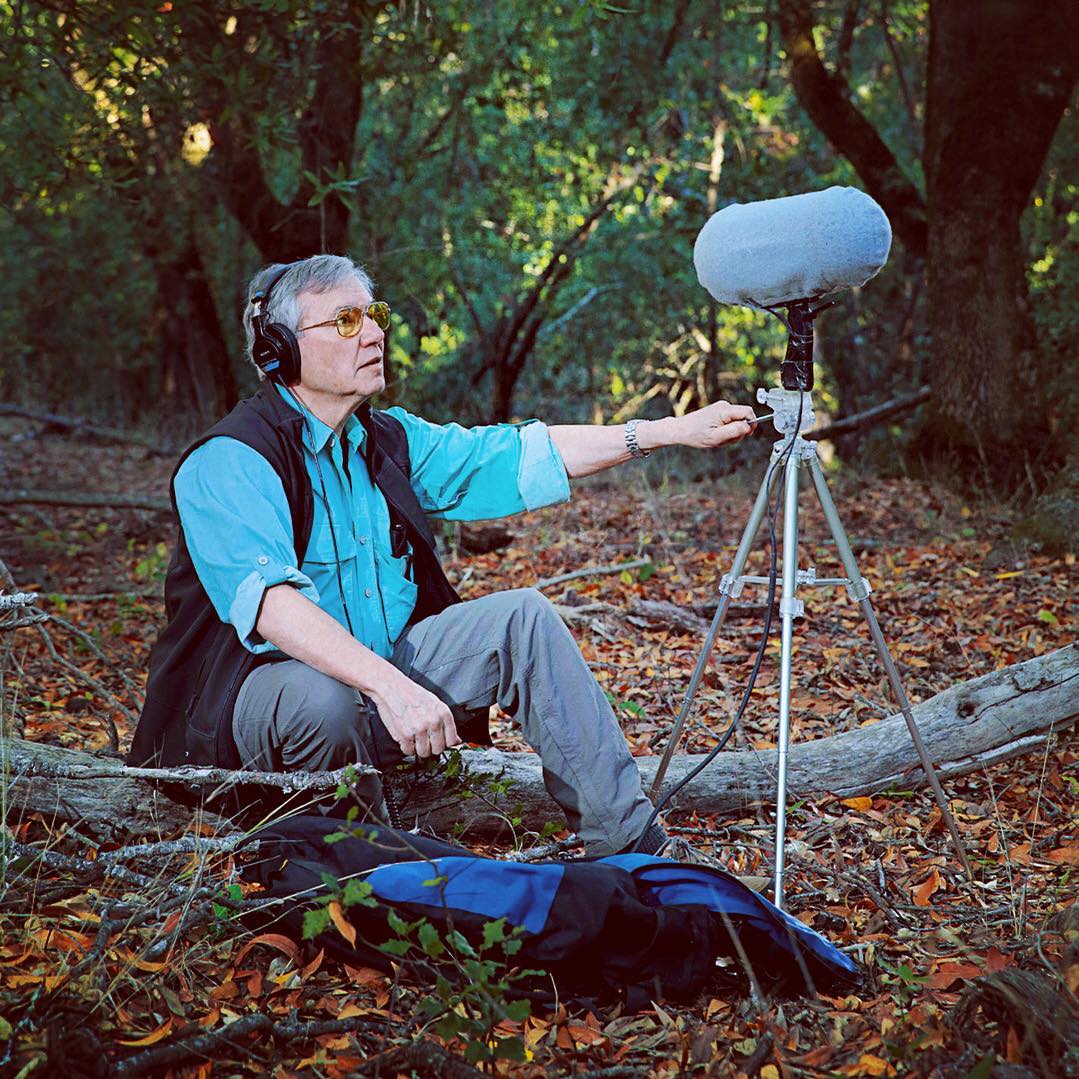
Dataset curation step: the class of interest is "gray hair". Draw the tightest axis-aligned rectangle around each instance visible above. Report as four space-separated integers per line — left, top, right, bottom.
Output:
243 254 375 379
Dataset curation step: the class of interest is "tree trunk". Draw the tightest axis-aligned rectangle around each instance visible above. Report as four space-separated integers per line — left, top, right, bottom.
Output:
922 0 1079 467
776 0 927 253
4 646 1073 842
775 0 1079 484
154 236 238 426
196 5 370 261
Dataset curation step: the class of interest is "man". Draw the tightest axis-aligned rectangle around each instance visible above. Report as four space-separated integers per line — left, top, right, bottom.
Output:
128 254 756 856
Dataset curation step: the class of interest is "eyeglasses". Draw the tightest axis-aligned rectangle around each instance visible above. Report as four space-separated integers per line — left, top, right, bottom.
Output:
298 302 391 338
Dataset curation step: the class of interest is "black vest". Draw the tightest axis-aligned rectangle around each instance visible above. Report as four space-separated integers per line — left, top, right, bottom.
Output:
128 386 461 768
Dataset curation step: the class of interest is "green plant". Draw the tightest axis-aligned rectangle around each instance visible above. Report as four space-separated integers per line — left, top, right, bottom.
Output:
301 798 539 1069
408 916 535 1067
133 542 169 584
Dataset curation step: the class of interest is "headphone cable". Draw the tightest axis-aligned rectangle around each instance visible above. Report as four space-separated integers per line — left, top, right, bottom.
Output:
285 387 404 829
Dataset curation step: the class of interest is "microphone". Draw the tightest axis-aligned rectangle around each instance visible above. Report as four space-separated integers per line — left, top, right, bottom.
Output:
693 186 892 309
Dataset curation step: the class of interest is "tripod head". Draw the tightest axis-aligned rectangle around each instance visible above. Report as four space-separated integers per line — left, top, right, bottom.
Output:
779 299 834 391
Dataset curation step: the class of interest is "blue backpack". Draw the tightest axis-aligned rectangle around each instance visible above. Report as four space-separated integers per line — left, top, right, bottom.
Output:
244 816 862 1006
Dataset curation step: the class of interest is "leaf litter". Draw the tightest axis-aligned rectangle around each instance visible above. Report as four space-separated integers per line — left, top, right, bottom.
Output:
0 427 1075 1077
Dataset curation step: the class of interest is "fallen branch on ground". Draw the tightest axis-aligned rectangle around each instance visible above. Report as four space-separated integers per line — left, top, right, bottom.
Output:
535 557 650 591
627 598 772 635
0 403 180 457
399 644 1079 834
0 489 171 513
5 646 1074 841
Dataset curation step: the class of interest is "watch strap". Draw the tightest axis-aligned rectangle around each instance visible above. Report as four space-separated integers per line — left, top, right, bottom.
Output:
625 418 650 459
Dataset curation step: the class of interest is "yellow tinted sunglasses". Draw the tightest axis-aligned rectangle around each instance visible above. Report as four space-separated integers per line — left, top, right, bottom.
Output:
299 301 391 338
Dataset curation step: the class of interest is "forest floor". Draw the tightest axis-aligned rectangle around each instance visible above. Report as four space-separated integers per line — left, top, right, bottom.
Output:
0 419 1076 1078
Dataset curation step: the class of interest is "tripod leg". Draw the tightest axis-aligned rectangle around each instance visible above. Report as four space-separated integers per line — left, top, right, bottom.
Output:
649 457 784 800
774 451 802 908
806 456 973 879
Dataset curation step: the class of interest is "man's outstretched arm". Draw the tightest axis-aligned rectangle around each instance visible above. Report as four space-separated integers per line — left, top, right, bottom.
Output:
256 584 460 759
548 400 757 478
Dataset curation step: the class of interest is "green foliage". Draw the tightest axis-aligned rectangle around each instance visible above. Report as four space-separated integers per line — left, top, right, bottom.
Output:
402 914 535 1067
132 541 169 584
1 0 1070 484
0 0 951 440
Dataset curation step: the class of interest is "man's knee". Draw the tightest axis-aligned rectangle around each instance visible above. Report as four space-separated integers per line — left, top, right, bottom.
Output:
504 587 560 629
278 668 367 760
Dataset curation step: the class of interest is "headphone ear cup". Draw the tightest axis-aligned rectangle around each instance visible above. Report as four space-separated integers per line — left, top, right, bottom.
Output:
254 322 302 385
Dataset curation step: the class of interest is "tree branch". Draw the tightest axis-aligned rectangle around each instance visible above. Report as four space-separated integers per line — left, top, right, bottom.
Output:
776 0 927 253
0 489 171 513
0 404 179 456
809 385 930 440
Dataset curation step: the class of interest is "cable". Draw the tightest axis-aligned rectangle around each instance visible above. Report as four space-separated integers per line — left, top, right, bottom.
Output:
633 389 805 851
285 386 403 829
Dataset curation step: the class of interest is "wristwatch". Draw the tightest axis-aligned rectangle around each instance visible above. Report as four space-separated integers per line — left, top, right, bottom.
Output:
624 419 650 460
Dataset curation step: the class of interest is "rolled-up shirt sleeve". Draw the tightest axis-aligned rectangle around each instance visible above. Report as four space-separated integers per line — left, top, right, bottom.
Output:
385 408 570 520
173 438 320 652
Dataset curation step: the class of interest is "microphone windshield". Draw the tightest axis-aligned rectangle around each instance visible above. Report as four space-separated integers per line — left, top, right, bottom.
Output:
693 186 892 308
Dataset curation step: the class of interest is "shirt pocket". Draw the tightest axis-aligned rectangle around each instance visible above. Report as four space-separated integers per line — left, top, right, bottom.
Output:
374 543 418 645
302 515 359 601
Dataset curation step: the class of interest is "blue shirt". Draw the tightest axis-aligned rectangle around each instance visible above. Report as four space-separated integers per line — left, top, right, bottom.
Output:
173 387 570 657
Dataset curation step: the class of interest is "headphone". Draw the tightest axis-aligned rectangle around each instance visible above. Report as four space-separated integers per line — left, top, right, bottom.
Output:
250 265 302 385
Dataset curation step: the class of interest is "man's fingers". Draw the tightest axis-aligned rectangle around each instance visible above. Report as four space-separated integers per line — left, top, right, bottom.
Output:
428 726 446 756
446 709 461 742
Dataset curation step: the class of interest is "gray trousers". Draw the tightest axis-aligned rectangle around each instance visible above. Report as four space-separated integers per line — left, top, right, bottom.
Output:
232 588 654 855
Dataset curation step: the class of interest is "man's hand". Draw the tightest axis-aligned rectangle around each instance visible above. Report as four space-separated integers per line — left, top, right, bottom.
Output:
367 668 462 759
655 400 757 450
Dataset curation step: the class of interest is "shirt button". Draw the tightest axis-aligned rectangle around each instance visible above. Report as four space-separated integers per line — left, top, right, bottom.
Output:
364 587 372 598
257 556 269 566
358 536 367 545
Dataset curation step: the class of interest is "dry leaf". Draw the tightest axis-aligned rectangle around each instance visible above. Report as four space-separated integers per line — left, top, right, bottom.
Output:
328 902 357 947
1046 846 1079 865
118 1017 173 1046
913 868 941 907
233 933 302 968
841 797 873 811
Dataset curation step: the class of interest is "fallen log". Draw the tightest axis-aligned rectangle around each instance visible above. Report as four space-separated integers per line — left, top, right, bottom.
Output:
0 489 171 513
2 646 1074 841
405 645 1076 834
0 403 180 457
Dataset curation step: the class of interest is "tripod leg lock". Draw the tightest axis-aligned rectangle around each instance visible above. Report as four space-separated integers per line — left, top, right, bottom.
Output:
845 577 872 602
719 572 741 598
780 595 805 618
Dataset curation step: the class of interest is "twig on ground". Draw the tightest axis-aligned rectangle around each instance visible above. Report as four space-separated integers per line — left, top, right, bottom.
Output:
46 612 147 701
0 488 171 512
0 403 180 456
114 1015 319 1076
536 557 651 591
354 1039 488 1078
33 622 126 748
502 835 582 862
11 756 377 786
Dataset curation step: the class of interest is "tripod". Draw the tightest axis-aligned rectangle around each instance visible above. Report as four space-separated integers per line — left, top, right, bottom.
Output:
650 385 972 908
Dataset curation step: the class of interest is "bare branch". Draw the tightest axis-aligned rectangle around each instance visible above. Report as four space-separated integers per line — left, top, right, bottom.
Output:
809 385 930 440
535 558 651 592
0 404 178 456
0 489 171 513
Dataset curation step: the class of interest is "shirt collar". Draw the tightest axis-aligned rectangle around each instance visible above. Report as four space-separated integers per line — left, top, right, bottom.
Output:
275 383 368 455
